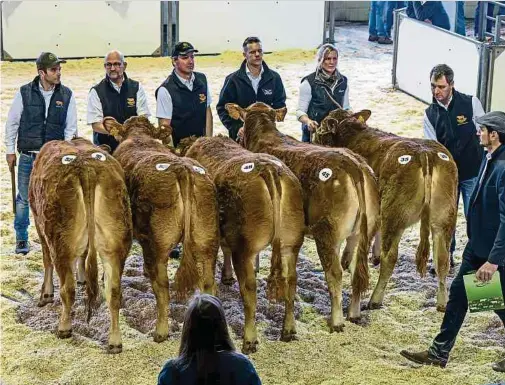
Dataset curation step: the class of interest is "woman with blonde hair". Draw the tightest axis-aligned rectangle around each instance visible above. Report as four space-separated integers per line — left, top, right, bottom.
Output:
158 294 261 385
296 43 350 143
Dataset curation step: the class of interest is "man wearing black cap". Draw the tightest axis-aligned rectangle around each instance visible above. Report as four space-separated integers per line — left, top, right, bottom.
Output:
216 36 287 141
4 52 77 255
401 111 505 371
87 50 151 153
156 42 213 148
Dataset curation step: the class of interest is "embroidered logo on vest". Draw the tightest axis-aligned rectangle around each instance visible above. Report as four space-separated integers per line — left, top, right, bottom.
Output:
199 93 206 103
456 115 468 125
262 89 273 96
127 98 135 107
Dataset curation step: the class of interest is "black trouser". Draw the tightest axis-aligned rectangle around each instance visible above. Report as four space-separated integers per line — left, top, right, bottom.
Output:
429 243 505 360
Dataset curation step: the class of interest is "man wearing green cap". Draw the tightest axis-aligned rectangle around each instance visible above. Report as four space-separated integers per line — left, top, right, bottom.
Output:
4 52 77 255
401 111 505 371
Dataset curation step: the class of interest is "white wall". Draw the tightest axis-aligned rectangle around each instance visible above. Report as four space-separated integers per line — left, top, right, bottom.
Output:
179 1 325 54
490 47 505 111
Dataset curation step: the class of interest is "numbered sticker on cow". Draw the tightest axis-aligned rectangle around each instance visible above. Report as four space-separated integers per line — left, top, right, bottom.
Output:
398 155 412 165
193 165 206 175
270 159 283 168
438 152 450 161
319 168 333 181
241 162 255 173
61 155 77 164
155 163 171 171
91 152 106 161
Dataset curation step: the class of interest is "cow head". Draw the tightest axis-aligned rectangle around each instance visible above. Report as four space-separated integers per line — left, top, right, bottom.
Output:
103 116 173 145
318 109 372 136
225 102 287 123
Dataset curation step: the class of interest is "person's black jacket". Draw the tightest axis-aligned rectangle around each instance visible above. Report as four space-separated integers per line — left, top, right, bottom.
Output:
216 60 286 140
467 144 505 265
406 1 450 30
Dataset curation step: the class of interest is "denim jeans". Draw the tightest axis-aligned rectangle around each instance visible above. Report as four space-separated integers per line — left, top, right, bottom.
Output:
301 124 311 143
429 243 505 359
14 153 35 241
450 177 477 254
455 1 466 36
369 1 387 38
385 1 405 38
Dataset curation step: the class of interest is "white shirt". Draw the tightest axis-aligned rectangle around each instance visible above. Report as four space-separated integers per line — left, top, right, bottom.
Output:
296 78 350 120
156 72 212 120
423 95 485 140
246 64 264 94
4 82 78 154
86 78 151 124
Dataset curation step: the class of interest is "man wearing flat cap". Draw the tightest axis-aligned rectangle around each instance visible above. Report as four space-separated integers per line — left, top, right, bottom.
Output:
401 111 505 372
4 52 77 255
156 42 213 148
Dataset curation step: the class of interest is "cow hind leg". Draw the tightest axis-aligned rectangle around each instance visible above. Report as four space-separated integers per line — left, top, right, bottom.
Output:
280 245 299 342
56 263 75 339
101 256 124 353
75 246 88 285
348 251 362 321
371 232 381 266
220 241 235 285
432 227 451 312
342 235 358 271
38 236 55 307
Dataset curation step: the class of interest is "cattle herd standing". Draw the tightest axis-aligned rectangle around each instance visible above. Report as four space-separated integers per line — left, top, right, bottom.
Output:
28 103 458 354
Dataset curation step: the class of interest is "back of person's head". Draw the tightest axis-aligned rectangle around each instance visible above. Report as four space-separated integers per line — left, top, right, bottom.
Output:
177 294 235 383
430 64 454 84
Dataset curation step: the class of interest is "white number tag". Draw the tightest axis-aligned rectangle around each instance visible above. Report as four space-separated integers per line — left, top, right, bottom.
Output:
270 159 283 168
61 155 77 164
91 152 106 161
241 162 255 173
438 152 450 161
155 163 171 171
398 155 412 165
319 168 333 181
193 165 206 175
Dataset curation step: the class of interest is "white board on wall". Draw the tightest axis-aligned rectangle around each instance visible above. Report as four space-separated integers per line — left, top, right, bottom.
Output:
396 16 481 104
1 1 160 59
179 1 325 54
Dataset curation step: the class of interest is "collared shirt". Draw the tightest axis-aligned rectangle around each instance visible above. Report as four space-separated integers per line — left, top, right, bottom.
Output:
296 78 351 120
87 78 151 124
156 71 212 120
246 64 264 94
4 82 78 154
423 95 485 140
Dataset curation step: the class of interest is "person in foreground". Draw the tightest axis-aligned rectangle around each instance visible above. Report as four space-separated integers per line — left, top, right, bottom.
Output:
158 294 262 385
400 111 505 372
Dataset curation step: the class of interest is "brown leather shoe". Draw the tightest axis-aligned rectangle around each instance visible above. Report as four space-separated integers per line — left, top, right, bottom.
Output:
492 358 505 372
400 350 447 368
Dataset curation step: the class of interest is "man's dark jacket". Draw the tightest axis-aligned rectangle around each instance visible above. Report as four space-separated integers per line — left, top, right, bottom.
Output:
407 1 450 30
216 60 286 140
467 144 505 266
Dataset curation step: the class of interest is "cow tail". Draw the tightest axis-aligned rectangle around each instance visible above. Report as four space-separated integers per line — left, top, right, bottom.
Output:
261 163 285 302
81 167 99 322
351 167 370 295
416 153 432 277
174 166 200 299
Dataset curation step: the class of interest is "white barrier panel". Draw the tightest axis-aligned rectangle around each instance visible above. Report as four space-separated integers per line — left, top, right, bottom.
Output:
491 48 505 111
396 16 480 104
179 1 325 54
1 2 160 59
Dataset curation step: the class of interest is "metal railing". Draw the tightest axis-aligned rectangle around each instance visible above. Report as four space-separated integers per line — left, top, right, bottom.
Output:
478 1 505 43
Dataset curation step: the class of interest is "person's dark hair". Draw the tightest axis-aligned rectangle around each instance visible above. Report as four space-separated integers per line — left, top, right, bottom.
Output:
430 64 454 84
175 294 235 384
243 36 261 51
487 128 505 144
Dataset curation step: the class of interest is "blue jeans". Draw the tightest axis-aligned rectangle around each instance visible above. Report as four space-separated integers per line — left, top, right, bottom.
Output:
301 124 311 143
385 1 405 38
14 153 35 242
450 177 477 254
429 243 505 359
475 1 505 36
455 1 466 36
369 1 387 38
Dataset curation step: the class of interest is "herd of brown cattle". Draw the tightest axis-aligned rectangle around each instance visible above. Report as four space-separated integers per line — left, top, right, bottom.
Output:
28 102 458 354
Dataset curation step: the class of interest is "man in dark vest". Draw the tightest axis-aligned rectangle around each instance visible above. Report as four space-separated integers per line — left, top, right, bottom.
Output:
217 36 286 142
4 52 77 255
424 64 485 271
156 42 212 147
87 50 151 153
401 111 505 371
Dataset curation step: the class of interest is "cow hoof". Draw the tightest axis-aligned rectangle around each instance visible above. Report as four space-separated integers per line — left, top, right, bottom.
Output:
57 329 72 339
107 344 123 354
370 255 381 266
153 332 169 343
221 276 235 286
367 302 382 310
242 340 258 355
329 324 345 333
280 330 298 342
436 305 446 313
348 317 361 325
37 294 54 307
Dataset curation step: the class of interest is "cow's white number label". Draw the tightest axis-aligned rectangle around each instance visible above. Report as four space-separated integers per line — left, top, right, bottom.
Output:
270 159 283 168
91 152 106 161
241 162 255 173
155 163 171 171
193 165 206 175
61 155 77 164
319 168 333 181
438 152 450 161
398 155 412 165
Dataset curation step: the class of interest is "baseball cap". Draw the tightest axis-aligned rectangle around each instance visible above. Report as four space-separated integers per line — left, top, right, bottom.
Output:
36 52 66 70
476 111 505 134
172 42 198 58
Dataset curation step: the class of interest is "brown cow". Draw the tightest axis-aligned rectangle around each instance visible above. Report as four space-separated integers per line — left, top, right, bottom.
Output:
226 102 380 332
29 138 132 353
314 108 458 312
103 115 219 342
178 135 305 353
